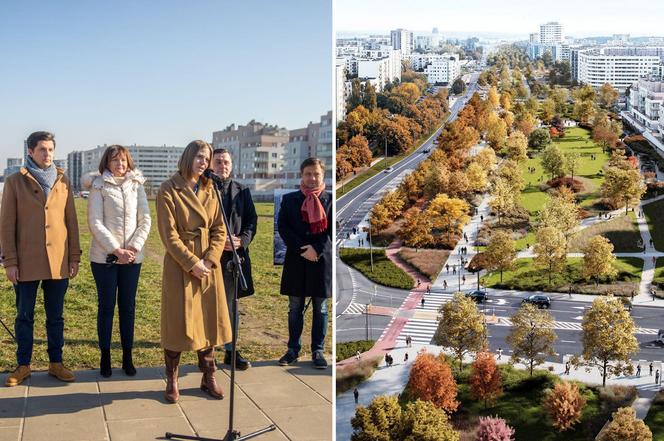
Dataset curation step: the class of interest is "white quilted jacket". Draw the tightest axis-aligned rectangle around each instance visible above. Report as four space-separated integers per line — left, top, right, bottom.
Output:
83 169 152 264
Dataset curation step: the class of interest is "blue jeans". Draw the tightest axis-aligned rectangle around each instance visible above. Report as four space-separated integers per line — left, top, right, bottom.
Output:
14 279 69 365
91 262 142 350
287 296 328 355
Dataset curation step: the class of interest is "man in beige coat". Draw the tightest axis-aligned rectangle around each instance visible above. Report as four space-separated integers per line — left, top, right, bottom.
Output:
156 140 232 403
0 131 81 387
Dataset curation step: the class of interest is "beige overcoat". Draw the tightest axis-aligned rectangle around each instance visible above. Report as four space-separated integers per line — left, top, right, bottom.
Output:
0 168 81 281
156 172 231 352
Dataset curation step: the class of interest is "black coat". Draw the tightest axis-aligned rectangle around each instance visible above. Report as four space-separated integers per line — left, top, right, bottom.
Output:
217 180 257 297
278 190 332 298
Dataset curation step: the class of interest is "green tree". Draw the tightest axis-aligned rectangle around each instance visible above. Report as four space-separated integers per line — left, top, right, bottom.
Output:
533 226 567 286
564 151 581 181
528 128 551 151
484 231 516 283
540 144 566 179
581 296 639 387
451 77 466 95
434 292 486 370
582 236 617 285
506 303 557 375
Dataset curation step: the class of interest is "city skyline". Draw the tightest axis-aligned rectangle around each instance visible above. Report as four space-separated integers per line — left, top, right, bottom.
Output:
335 0 664 38
0 0 332 168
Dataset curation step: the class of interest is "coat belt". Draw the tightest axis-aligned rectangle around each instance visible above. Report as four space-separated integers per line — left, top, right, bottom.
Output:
179 227 211 340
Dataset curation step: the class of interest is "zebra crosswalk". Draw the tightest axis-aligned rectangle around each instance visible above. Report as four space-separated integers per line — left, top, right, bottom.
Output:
343 302 368 315
416 291 455 313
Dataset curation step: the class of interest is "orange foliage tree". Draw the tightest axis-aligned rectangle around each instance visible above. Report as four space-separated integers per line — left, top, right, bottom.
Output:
543 381 587 431
407 353 459 413
469 351 503 408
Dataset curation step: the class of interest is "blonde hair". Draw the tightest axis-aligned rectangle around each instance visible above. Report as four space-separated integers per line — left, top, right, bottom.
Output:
178 140 213 181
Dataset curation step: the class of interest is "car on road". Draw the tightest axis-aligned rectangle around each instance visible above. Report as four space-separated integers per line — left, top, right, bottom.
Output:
384 166 393 173
422 148 430 154
521 294 551 309
465 290 488 303
657 330 664 344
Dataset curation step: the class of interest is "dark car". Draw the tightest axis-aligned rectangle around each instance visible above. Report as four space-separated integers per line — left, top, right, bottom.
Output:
521 295 551 309
465 290 488 303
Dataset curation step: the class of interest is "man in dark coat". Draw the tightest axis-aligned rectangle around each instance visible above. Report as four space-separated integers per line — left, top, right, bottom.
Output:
277 158 332 369
212 149 257 370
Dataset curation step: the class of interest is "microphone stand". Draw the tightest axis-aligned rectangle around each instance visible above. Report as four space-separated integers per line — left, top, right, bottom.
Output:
167 171 276 441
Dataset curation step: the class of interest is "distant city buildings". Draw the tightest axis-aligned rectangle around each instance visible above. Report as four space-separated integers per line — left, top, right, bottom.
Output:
527 21 570 63
410 53 460 85
390 28 414 58
627 77 664 135
282 111 333 188
577 47 664 90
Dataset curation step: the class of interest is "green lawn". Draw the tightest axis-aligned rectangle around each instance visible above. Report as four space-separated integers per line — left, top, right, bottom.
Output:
339 247 414 289
645 392 664 441
644 198 664 253
568 212 643 253
0 199 330 372
515 127 609 250
481 256 642 294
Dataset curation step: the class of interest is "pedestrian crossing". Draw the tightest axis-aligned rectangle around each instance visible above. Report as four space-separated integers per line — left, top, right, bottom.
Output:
416 291 455 313
343 302 368 315
494 317 658 335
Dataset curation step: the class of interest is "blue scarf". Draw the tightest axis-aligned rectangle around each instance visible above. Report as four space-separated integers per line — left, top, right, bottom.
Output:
25 156 58 199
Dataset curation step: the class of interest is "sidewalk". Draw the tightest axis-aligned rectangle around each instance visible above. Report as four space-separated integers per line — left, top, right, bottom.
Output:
336 345 662 441
0 361 332 441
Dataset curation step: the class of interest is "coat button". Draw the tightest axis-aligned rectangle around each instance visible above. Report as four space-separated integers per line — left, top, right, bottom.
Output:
45 206 48 210
45 225 49 228
46 243 51 246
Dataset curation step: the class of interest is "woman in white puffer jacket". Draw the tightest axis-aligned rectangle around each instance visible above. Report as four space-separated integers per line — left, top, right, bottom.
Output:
83 145 151 378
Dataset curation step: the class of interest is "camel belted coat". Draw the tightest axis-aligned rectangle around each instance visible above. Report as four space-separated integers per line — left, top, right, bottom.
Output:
156 172 232 352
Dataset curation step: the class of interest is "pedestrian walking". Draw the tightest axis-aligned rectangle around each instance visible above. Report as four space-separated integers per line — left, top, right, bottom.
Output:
650 239 654 247
637 365 641 377
656 369 660 385
569 285 573 298
650 362 654 376
421 298 425 307
426 284 431 294
404 353 409 363
464 233 468 242
385 353 390 367
565 361 571 375
446 264 450 274
480 215 484 222
443 280 448 290
462 275 466 284
652 288 657 301
354 388 359 404
453 266 457 275
406 335 412 348
355 351 361 360
497 348 503 360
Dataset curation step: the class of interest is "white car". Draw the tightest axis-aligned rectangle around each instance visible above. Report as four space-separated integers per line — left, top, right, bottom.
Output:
384 166 393 173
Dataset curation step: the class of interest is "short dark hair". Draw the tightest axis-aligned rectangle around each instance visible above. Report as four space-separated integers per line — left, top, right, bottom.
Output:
213 148 230 156
98 145 135 174
300 157 325 173
27 131 56 150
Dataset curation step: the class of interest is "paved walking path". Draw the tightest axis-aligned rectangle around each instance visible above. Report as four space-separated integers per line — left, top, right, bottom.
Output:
0 361 332 441
336 345 662 441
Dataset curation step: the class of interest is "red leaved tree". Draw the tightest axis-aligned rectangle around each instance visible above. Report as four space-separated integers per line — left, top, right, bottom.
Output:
407 353 459 413
543 381 587 431
469 351 503 409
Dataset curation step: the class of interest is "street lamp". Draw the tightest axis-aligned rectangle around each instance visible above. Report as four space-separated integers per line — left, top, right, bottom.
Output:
368 226 374 272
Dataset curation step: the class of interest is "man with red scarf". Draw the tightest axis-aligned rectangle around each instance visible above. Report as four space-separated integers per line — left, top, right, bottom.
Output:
277 158 331 369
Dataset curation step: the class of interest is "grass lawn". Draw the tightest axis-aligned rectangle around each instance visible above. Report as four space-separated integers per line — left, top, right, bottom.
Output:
645 392 664 441
0 199 331 372
568 212 643 253
336 115 448 199
397 247 450 280
481 256 642 294
339 247 414 289
644 198 664 252
515 127 609 250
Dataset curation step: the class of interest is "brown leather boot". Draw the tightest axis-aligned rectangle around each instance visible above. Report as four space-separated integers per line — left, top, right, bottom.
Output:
164 350 181 403
197 347 224 399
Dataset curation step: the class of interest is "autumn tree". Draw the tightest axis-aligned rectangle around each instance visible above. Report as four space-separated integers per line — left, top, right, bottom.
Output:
497 159 525 194
350 395 401 441
540 98 556 123
597 83 619 109
564 151 581 181
600 166 646 213
533 226 567 286
504 130 528 163
539 190 580 244
407 353 459 412
484 231 516 283
582 236 617 285
465 162 488 193
592 117 620 152
336 150 353 180
380 189 405 219
581 296 639 387
515 112 538 138
475 147 497 171
469 351 503 408
500 91 512 111
399 207 433 249
507 303 557 375
489 178 516 224
448 170 471 198
434 292 487 370
543 381 587 431
540 144 566 179
528 128 551 151
597 407 652 441
475 417 515 441
400 400 461 441
380 115 413 155
346 105 370 137
573 100 596 125
426 195 470 241
550 87 569 115
369 203 391 235
488 86 500 109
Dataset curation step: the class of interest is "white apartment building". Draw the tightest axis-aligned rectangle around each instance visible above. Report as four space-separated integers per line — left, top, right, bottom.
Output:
336 60 347 121
540 22 563 46
415 35 433 51
577 47 664 90
282 112 333 188
410 53 460 85
212 121 288 195
628 78 664 130
67 144 184 192
390 28 414 58
357 48 402 92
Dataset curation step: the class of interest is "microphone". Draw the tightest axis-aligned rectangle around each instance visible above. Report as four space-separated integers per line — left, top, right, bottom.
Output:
203 168 222 183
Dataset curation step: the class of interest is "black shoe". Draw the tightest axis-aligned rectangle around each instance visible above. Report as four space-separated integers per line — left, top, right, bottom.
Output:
100 349 112 378
312 351 328 369
224 350 251 371
122 348 136 376
278 350 299 366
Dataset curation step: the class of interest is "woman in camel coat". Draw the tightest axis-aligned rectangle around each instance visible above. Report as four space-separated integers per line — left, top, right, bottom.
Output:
156 140 231 403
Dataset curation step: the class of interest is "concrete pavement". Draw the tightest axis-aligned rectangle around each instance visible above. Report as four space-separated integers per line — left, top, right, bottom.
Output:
0 361 332 441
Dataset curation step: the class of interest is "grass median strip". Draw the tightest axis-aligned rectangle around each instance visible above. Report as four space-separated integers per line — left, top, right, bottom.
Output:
339 247 414 289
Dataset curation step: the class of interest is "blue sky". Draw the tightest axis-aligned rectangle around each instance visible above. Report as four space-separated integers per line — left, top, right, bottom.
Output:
336 0 664 38
0 0 332 166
